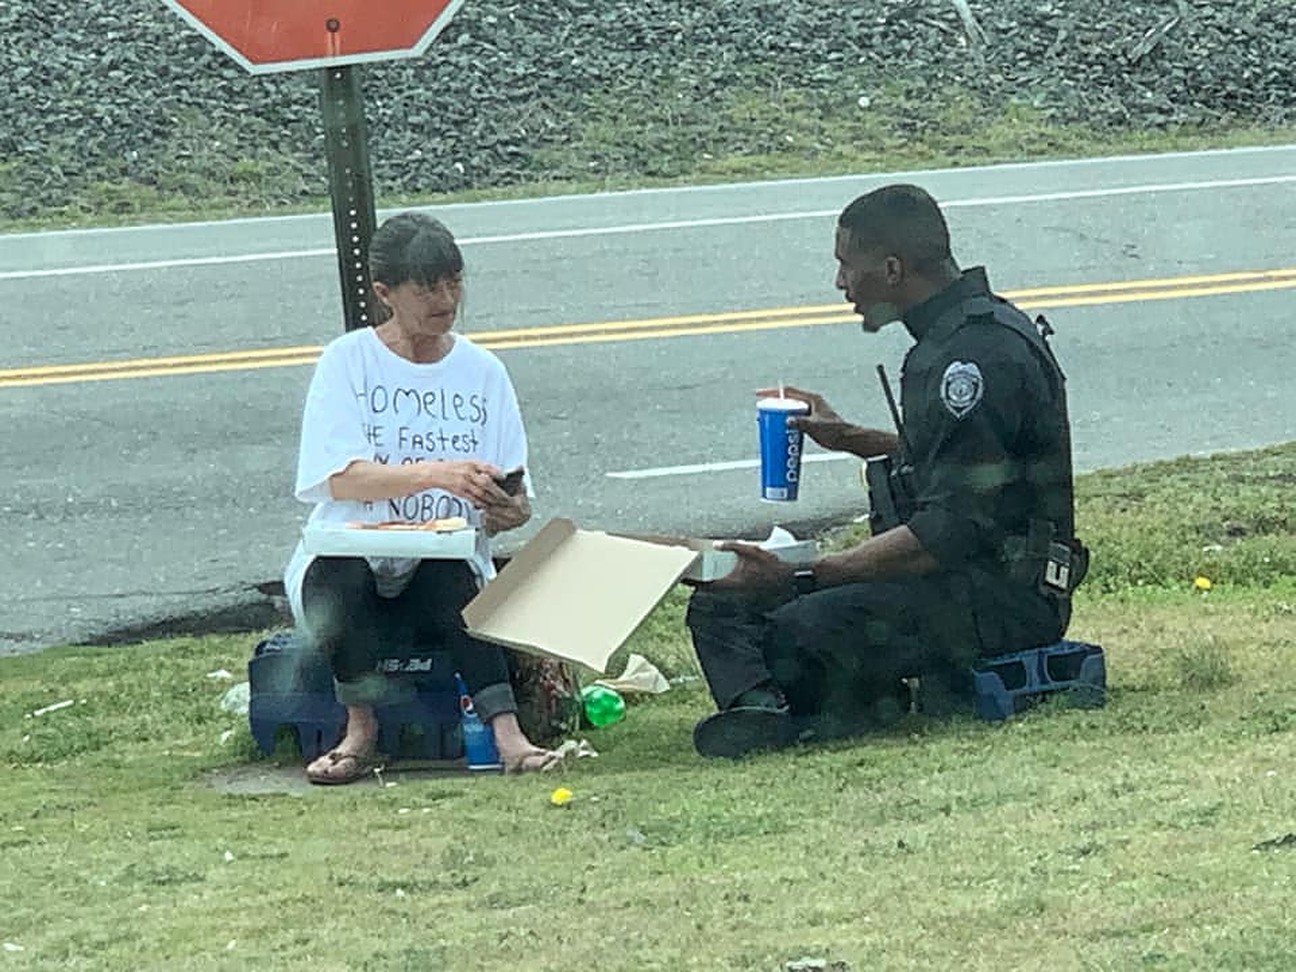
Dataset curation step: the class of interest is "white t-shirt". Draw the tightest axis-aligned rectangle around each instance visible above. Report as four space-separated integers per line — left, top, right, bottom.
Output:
283 327 529 624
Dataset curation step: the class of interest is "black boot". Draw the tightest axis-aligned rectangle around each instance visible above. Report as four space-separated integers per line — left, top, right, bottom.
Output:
692 685 795 759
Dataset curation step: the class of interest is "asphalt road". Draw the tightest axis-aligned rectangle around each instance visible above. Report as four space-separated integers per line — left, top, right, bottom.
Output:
2 145 1294 654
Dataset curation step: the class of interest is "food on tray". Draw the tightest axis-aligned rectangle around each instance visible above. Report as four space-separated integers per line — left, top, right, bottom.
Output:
344 516 469 532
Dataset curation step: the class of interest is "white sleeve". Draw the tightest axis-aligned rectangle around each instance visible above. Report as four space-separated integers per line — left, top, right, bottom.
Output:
492 362 529 479
293 343 371 504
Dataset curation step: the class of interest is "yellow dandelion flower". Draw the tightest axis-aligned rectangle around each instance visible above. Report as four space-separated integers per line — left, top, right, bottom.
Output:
549 787 573 807
1193 576 1212 591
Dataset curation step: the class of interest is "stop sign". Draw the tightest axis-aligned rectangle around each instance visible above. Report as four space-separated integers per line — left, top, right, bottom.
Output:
160 0 466 74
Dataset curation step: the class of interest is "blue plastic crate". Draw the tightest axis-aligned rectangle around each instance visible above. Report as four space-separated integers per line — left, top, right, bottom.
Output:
247 631 463 761
971 640 1106 722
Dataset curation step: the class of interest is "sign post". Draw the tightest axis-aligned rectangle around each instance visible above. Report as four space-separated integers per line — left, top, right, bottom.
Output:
321 65 379 331
158 1 466 330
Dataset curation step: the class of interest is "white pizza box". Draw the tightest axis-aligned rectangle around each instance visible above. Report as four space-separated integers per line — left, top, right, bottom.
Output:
302 521 478 560
462 518 698 675
617 525 819 582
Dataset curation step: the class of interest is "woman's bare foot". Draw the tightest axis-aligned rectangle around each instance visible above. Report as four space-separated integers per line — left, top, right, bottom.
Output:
489 711 561 774
306 705 379 785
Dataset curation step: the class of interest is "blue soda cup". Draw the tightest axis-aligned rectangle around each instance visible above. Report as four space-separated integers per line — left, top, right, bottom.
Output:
757 397 811 501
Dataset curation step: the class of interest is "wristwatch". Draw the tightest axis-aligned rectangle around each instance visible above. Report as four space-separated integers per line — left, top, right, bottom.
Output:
792 567 817 597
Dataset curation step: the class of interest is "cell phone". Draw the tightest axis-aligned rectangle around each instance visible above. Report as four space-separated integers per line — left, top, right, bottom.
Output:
496 467 526 496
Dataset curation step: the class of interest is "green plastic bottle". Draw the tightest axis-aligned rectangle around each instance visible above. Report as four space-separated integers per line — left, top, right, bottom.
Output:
580 685 626 728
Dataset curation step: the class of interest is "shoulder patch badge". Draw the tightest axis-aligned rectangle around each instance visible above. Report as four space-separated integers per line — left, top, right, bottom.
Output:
940 360 984 419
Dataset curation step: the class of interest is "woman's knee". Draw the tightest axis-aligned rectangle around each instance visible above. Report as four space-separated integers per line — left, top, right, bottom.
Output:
301 557 375 641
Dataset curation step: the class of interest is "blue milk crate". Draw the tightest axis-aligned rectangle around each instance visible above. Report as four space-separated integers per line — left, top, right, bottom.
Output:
247 631 343 759
247 630 463 761
371 653 461 760
971 640 1107 722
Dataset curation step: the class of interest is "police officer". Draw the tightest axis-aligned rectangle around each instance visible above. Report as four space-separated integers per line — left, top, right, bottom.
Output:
687 183 1087 759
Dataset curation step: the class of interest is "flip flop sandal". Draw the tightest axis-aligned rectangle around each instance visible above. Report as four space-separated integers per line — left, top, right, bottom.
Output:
306 750 379 786
503 750 563 775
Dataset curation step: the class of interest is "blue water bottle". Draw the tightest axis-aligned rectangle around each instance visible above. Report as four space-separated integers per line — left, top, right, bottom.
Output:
455 672 502 772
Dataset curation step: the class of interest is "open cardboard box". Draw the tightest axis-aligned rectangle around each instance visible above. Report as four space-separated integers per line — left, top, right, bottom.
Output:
462 518 818 674
462 518 698 675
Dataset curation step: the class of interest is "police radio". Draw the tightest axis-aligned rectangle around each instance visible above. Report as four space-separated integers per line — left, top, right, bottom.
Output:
864 364 916 535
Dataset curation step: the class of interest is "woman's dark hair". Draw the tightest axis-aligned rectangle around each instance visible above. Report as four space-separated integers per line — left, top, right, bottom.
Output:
369 212 464 289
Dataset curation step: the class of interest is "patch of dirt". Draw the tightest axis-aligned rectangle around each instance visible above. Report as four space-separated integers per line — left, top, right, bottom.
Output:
205 759 476 796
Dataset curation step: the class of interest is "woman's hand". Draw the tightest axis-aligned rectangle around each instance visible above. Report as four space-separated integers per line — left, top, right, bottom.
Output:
481 493 532 536
419 460 510 509
328 458 520 510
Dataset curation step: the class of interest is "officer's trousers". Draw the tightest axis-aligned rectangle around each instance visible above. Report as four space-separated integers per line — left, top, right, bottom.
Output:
687 574 1058 731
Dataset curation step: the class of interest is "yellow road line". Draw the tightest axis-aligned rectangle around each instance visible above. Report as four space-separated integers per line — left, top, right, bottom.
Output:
1007 266 1296 299
720 267 1296 317
1018 277 1296 310
483 305 851 342
2 267 1293 389
9 344 325 378
1 355 325 388
479 314 861 351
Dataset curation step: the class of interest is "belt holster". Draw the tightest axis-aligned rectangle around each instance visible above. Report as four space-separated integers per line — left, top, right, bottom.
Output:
1003 519 1089 597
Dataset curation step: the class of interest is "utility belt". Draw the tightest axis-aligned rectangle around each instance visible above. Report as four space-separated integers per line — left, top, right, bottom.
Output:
865 458 1087 599
863 454 916 536
1001 518 1089 599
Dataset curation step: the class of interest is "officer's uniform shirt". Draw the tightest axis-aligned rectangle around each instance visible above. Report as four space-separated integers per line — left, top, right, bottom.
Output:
897 268 1075 633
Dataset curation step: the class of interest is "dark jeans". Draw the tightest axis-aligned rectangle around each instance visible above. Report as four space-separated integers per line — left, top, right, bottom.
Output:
686 573 1063 731
301 557 516 723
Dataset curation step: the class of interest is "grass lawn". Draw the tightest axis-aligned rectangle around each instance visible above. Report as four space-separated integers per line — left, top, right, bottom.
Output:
2 444 1294 971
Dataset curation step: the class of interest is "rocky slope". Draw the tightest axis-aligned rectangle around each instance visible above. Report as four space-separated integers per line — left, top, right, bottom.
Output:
2 0 1292 220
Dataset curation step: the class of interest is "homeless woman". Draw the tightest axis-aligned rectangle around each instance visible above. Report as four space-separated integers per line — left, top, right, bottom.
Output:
283 212 559 784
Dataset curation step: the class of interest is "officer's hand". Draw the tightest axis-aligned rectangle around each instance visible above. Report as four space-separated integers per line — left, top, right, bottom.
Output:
697 541 795 606
755 386 846 450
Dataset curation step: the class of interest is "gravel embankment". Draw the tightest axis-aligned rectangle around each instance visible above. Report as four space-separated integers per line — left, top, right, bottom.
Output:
2 1 1292 220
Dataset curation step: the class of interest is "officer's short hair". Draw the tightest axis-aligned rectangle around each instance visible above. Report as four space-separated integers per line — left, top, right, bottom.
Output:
838 185 951 274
